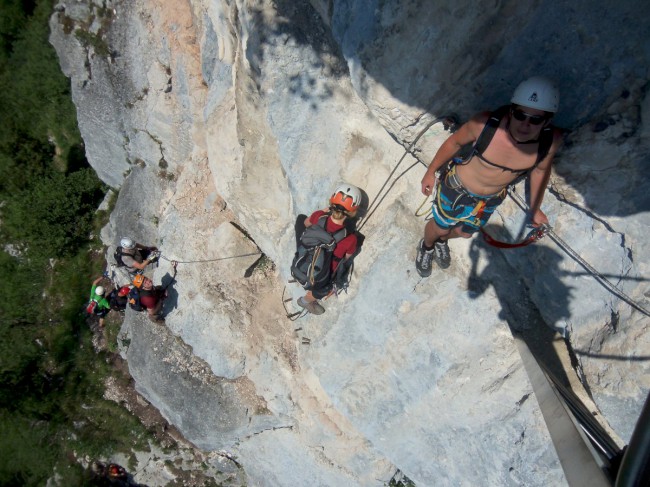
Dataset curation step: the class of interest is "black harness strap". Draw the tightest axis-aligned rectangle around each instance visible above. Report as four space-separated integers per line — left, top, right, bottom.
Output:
472 105 553 169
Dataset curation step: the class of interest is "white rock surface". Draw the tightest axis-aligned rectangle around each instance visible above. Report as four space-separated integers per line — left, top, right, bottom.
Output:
50 0 649 485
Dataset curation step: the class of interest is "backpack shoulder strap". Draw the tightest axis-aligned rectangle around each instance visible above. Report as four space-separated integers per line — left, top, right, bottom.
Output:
327 213 349 241
316 213 348 241
473 105 509 157
333 227 347 243
315 213 329 229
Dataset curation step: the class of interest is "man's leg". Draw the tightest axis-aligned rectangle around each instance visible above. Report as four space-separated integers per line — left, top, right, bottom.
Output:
297 290 326 315
424 219 451 247
97 308 109 328
448 225 474 239
417 220 454 275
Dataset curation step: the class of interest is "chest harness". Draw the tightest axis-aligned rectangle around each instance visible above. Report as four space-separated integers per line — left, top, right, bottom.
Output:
437 106 554 226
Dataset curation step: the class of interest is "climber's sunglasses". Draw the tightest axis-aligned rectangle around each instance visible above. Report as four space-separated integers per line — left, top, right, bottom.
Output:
511 107 548 125
330 204 351 215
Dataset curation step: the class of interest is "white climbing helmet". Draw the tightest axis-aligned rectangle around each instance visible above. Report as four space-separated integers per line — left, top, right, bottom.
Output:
95 286 105 296
330 183 362 213
120 237 135 249
511 76 559 113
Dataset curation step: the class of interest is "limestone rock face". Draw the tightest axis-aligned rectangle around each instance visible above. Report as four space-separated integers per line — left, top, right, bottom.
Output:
51 0 649 485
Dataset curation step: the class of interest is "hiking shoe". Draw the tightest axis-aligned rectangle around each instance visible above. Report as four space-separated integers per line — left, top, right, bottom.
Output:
415 239 435 277
297 297 325 315
433 239 451 269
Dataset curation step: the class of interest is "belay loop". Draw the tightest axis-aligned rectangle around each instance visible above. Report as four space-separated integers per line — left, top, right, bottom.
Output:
480 224 549 249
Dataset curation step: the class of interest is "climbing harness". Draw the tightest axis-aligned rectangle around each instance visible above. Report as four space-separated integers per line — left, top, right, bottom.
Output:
434 185 488 228
462 105 554 174
417 163 508 230
415 194 434 219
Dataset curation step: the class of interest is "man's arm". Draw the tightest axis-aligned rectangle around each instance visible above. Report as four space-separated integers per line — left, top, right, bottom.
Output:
421 112 487 195
136 242 158 251
528 129 562 226
129 259 150 270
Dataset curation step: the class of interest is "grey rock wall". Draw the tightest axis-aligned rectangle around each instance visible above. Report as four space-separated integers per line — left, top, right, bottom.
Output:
50 0 649 485
315 0 650 129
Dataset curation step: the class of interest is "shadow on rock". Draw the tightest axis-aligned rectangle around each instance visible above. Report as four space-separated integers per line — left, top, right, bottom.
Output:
467 226 575 389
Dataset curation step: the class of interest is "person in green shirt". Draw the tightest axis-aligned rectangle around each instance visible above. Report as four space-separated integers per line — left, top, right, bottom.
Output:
89 276 111 327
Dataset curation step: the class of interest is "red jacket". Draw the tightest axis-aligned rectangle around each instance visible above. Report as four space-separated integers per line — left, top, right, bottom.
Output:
308 210 357 270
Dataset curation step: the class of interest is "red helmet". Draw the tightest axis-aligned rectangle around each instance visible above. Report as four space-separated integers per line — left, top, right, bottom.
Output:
329 184 361 213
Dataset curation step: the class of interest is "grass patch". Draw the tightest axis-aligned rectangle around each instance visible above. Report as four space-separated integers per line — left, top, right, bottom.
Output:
74 28 110 57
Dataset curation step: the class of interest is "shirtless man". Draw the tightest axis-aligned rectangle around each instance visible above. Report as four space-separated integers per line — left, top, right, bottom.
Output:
416 76 562 277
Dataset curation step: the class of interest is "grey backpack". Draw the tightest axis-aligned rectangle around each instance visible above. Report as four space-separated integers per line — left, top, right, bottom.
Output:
290 215 346 290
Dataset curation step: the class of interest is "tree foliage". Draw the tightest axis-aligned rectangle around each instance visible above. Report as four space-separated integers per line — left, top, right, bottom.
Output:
2 168 105 259
0 1 147 484
0 0 79 159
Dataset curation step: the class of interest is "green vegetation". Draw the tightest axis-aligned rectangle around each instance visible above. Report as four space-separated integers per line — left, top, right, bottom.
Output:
0 1 149 485
254 254 275 273
388 471 416 487
2 169 106 258
74 29 109 57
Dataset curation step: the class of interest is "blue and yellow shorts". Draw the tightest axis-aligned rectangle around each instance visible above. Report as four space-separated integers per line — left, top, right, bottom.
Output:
432 169 506 234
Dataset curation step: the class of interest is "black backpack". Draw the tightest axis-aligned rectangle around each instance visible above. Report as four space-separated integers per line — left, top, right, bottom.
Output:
114 246 126 267
127 287 143 311
291 215 348 290
108 289 128 311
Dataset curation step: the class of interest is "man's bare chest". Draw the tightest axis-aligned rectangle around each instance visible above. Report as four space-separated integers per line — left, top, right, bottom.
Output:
478 128 539 173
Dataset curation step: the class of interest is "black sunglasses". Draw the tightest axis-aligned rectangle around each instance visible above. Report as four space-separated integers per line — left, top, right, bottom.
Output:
511 108 548 125
329 204 351 215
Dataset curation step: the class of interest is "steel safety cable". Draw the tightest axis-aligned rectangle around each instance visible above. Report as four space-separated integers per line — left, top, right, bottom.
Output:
358 115 457 232
158 252 262 265
508 189 650 318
